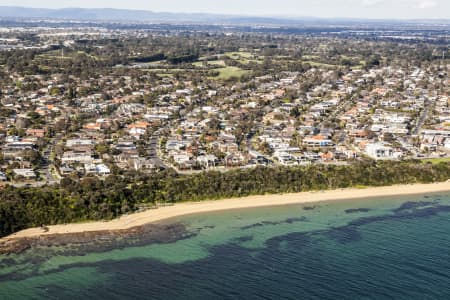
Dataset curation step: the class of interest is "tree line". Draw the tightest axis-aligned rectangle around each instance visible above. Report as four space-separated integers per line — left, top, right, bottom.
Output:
1 160 449 237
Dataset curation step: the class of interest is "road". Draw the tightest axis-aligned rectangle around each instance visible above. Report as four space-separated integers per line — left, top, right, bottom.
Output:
412 97 436 135
245 129 273 165
148 128 170 170
41 133 64 184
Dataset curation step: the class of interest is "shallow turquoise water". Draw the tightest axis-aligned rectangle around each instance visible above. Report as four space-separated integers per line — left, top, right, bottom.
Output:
1 192 450 299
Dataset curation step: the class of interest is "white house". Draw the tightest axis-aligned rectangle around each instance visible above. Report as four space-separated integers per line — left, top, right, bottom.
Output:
13 169 36 179
66 139 94 148
62 151 94 164
85 164 111 176
197 155 218 168
173 154 190 164
365 143 397 160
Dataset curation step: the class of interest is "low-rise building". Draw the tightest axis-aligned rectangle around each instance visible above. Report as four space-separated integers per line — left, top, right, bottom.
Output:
12 168 36 180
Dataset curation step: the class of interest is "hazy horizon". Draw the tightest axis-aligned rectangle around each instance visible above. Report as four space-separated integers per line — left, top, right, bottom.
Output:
0 0 449 19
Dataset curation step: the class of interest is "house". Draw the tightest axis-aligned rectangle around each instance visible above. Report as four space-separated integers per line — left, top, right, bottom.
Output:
320 152 335 162
173 154 191 164
166 140 187 151
85 164 111 176
365 143 397 160
303 135 334 147
3 141 35 151
66 139 94 148
2 142 36 158
127 121 151 130
420 143 438 152
349 130 368 139
128 127 146 138
114 142 137 152
113 153 139 169
95 164 111 176
0 171 7 181
130 158 159 171
66 139 94 151
197 155 218 168
59 166 76 176
26 128 46 138
274 152 298 166
13 169 36 180
144 114 170 121
225 153 246 167
83 122 102 131
62 151 94 164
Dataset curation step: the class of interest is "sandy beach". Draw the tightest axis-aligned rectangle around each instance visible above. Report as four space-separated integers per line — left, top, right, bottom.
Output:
3 182 450 242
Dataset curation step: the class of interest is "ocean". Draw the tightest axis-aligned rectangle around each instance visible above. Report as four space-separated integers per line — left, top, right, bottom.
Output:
2 192 450 299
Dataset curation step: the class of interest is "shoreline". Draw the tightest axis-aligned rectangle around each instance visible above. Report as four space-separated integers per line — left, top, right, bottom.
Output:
3 182 450 243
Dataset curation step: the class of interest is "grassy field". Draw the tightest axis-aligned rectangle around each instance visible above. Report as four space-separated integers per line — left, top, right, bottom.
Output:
193 60 226 67
38 50 100 61
275 55 291 59
301 55 320 60
156 73 174 78
421 157 450 164
210 66 251 80
224 51 253 59
238 58 263 65
194 52 261 67
302 61 337 68
223 52 263 65
143 68 187 72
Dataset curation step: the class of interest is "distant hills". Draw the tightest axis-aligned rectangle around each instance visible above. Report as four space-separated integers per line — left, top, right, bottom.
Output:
0 6 306 24
0 6 448 25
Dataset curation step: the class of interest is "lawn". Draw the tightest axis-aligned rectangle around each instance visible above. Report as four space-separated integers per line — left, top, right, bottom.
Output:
301 55 320 60
193 60 226 67
302 61 337 68
210 66 251 80
224 51 253 59
38 50 100 60
142 68 187 72
421 157 450 164
237 58 263 65
156 73 174 78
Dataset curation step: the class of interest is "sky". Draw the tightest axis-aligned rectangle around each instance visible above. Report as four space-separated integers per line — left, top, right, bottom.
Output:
1 0 449 19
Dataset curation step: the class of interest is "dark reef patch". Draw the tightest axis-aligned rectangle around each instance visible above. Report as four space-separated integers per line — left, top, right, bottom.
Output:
303 206 318 211
0 222 195 257
4 200 450 289
326 202 450 244
233 235 254 243
197 225 216 231
324 227 362 244
393 201 435 213
239 217 308 230
345 208 371 214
